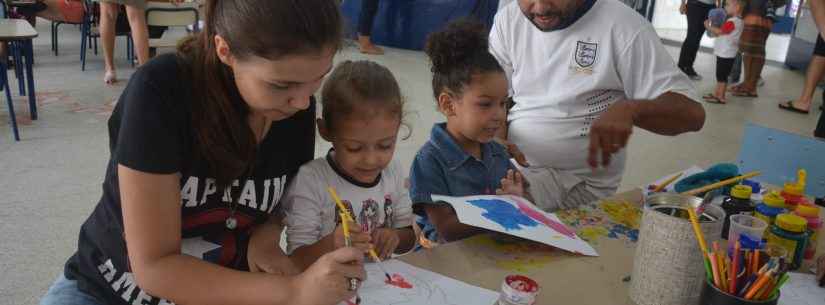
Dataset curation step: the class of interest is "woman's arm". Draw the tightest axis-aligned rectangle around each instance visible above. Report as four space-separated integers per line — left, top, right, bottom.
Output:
119 165 299 305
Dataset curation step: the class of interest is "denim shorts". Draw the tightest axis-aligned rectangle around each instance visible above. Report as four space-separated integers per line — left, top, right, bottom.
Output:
40 274 103 305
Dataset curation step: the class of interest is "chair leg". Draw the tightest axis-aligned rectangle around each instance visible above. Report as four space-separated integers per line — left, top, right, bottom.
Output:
81 21 88 71
24 40 37 120
53 23 60 56
2 63 20 141
12 43 25 96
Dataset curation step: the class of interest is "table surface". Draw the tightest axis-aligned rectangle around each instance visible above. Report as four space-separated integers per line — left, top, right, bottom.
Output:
399 189 825 305
0 19 37 40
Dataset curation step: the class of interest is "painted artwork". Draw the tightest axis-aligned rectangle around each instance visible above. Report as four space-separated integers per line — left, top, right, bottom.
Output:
556 200 641 244
432 195 598 256
340 260 498 305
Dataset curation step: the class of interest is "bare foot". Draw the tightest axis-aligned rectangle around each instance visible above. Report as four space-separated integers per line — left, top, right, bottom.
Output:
104 70 117 85
358 35 384 55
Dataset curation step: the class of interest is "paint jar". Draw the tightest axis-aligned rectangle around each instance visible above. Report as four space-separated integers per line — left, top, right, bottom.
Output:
793 204 822 260
496 275 539 305
765 213 809 270
780 170 806 211
754 191 786 227
742 180 763 202
721 185 755 239
699 278 779 305
727 215 767 253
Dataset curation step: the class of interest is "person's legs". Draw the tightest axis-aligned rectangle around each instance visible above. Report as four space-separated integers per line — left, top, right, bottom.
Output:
787 37 825 111
715 56 735 102
729 52 742 83
678 2 712 78
816 90 825 138
124 5 149 65
99 2 119 84
357 0 383 55
40 274 104 305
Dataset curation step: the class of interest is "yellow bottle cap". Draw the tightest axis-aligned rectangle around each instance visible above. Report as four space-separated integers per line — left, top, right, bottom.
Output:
731 185 752 200
795 204 820 218
783 169 807 196
775 213 808 233
762 191 786 208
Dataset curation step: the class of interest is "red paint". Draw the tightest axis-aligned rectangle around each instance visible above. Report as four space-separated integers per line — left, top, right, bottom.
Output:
505 275 539 293
513 197 576 237
385 273 413 289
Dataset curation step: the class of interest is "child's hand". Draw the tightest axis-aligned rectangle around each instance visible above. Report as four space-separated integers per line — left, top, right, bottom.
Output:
371 228 400 260
704 20 712 29
334 220 372 253
496 170 526 198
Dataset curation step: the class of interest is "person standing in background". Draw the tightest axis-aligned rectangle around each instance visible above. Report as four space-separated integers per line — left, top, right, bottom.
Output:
97 0 151 84
809 0 825 139
729 0 786 97
358 0 384 55
678 0 719 80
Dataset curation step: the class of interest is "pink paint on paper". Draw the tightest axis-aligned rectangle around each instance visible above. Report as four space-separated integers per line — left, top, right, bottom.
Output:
513 197 576 238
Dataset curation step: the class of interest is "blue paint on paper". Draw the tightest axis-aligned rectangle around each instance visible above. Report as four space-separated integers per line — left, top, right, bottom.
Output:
467 199 538 231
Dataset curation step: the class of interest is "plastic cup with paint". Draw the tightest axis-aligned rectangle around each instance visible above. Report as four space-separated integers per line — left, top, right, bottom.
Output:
728 215 768 251
497 275 539 305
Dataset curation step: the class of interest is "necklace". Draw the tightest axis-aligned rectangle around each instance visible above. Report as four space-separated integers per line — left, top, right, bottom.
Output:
226 199 239 230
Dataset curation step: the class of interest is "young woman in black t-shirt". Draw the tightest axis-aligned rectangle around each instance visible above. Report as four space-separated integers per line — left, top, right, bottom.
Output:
40 1 366 305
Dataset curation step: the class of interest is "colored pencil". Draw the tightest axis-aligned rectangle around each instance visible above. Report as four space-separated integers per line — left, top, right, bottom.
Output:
709 251 722 288
739 274 758 297
757 277 777 300
768 273 790 299
686 207 713 281
730 241 741 294
745 269 775 299
652 173 683 192
680 171 761 196
752 249 760 277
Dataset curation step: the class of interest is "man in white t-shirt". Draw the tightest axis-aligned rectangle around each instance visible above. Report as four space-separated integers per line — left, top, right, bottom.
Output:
490 0 706 210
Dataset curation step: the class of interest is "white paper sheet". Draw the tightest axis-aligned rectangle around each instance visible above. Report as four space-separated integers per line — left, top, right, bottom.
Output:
341 260 499 305
432 194 598 256
778 272 825 305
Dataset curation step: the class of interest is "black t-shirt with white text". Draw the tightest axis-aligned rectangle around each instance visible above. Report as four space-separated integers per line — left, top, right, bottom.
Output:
63 54 315 305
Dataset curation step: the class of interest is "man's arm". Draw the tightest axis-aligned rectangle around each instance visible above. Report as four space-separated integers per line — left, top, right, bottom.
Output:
588 92 705 168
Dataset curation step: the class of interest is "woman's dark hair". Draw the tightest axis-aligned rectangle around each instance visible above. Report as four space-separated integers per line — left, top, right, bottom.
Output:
320 60 404 133
177 0 342 188
424 19 504 100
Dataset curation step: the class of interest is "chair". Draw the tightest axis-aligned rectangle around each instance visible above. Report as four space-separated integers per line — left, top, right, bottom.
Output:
737 123 825 198
81 1 134 71
51 0 88 56
145 2 199 50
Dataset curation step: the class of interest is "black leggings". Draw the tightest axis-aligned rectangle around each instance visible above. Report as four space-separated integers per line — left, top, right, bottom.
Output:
678 1 716 69
716 57 735 83
358 0 380 36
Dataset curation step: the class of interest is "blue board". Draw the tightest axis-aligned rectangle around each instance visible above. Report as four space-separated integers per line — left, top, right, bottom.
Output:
737 123 825 198
341 0 500 51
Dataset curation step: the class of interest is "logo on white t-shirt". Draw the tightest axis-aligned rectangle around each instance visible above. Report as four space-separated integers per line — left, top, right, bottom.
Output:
573 40 598 73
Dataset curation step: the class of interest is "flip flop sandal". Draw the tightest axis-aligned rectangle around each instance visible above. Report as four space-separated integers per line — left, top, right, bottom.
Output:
731 91 758 98
703 95 726 104
778 101 810 114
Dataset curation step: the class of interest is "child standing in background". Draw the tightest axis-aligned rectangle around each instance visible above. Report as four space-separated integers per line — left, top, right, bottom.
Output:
410 20 527 245
283 60 415 269
704 0 745 104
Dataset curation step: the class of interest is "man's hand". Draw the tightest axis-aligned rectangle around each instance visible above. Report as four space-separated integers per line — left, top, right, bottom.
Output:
588 101 635 168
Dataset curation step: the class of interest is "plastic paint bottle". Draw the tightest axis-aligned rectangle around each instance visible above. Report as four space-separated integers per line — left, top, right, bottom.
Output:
742 179 763 202
496 275 539 305
721 185 755 239
781 170 807 211
766 213 809 270
793 204 822 260
755 191 786 227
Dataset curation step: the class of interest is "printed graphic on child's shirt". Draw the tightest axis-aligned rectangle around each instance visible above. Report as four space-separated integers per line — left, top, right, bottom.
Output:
384 195 394 229
359 199 381 232
335 200 355 225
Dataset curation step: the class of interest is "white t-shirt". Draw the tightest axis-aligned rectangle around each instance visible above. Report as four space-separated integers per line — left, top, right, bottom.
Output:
713 17 744 58
489 0 700 197
282 155 413 254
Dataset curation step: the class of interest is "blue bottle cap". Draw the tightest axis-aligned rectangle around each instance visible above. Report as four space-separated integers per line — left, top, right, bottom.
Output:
739 234 763 250
742 180 761 194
